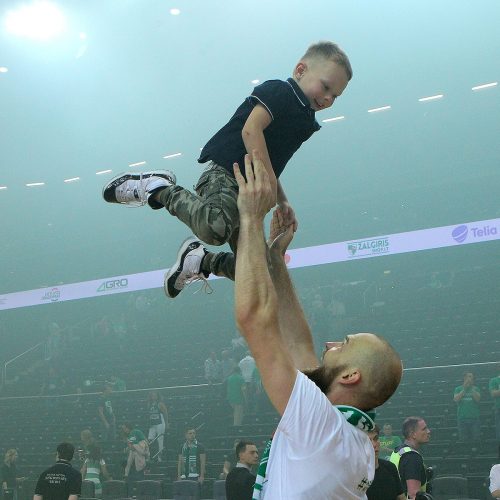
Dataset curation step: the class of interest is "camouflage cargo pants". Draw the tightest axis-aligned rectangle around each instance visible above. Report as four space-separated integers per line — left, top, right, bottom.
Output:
157 163 239 280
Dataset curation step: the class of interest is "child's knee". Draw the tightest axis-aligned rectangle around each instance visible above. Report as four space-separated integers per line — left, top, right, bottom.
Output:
195 212 233 246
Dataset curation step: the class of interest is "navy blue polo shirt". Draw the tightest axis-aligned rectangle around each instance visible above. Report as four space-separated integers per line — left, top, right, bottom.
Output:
198 78 321 178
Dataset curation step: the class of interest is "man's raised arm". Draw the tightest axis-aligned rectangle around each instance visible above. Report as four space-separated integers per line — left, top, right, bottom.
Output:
233 152 296 416
267 209 319 372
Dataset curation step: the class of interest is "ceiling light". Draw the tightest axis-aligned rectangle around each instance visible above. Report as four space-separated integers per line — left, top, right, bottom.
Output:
96 169 112 175
170 8 180 15
367 105 391 113
251 79 260 85
418 94 444 102
79 32 87 40
0 186 7 190
163 152 182 159
0 67 8 73
129 161 146 167
4 1 67 41
26 182 45 187
471 82 498 91
322 116 345 123
64 177 80 183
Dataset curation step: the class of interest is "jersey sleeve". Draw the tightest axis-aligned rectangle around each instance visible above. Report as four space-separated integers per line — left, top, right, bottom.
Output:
69 472 82 495
34 475 46 496
489 378 499 392
277 371 344 450
248 80 293 122
399 451 424 482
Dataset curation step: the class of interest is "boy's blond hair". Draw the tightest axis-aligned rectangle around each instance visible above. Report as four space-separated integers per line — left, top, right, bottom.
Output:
301 41 353 80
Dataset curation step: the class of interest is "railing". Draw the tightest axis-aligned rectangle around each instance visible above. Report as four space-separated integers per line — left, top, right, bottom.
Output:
2 341 46 387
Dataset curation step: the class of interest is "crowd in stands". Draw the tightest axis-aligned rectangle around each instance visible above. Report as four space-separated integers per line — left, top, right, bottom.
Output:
1 264 499 498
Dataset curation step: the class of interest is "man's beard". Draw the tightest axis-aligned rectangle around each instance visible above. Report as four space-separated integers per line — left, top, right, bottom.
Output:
302 364 347 395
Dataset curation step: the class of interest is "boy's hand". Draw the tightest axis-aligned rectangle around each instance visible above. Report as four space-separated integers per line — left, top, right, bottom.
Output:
278 201 298 232
268 209 294 255
233 152 274 222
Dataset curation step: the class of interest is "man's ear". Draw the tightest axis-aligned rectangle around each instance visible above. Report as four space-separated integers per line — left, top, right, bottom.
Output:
339 368 361 386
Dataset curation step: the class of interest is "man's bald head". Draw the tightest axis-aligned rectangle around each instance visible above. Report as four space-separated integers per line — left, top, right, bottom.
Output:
318 333 402 410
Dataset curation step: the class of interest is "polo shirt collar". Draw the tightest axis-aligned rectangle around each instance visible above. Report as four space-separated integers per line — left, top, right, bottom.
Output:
286 78 313 110
235 462 251 470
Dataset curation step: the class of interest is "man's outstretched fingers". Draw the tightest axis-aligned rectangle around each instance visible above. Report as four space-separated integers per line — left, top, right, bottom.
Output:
244 153 255 184
233 162 245 188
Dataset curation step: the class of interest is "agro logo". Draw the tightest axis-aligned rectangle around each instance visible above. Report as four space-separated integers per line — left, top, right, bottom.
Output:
41 288 61 302
97 278 128 292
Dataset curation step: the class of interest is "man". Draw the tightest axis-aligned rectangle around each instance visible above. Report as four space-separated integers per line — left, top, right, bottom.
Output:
225 441 259 500
2 449 25 500
233 152 402 499
379 423 403 459
490 444 500 498
366 426 405 500
239 353 256 412
453 372 481 441
390 417 431 499
226 367 246 426
121 423 149 483
204 351 222 385
34 443 81 500
489 368 500 443
98 384 116 441
177 429 206 484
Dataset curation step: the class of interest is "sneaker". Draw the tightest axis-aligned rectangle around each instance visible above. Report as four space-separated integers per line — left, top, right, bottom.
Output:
164 237 210 298
102 170 176 208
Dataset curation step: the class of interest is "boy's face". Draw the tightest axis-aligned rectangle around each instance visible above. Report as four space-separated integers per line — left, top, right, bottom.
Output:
294 58 349 111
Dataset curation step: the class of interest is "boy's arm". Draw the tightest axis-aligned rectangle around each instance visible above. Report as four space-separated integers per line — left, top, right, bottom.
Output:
276 181 298 231
241 105 277 205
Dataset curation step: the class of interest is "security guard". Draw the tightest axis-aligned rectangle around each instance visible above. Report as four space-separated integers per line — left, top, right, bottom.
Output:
390 417 431 499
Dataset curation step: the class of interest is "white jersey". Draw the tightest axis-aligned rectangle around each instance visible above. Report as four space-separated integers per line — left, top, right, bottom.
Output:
261 371 374 500
490 464 500 494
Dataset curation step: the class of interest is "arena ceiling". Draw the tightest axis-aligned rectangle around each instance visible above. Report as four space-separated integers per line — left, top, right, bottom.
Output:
1 0 499 294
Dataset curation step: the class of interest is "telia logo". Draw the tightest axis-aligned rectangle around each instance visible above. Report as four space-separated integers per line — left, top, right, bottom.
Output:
452 225 468 243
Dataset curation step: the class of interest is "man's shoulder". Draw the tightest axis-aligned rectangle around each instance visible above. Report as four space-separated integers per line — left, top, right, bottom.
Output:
454 385 464 392
227 467 253 477
378 458 399 474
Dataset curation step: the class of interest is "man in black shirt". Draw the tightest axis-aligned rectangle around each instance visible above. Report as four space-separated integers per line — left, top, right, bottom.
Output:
366 426 405 500
225 441 259 500
390 417 431 499
34 443 82 500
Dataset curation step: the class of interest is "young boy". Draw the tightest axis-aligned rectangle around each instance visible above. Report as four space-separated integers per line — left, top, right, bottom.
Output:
102 41 352 297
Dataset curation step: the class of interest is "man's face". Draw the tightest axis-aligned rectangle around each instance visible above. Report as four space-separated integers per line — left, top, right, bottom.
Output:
412 420 431 444
367 432 380 458
383 424 393 436
239 445 259 467
185 430 196 442
464 373 474 385
295 58 349 111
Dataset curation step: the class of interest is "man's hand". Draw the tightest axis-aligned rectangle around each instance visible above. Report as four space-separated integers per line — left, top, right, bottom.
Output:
233 151 275 222
278 201 298 232
268 209 294 256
